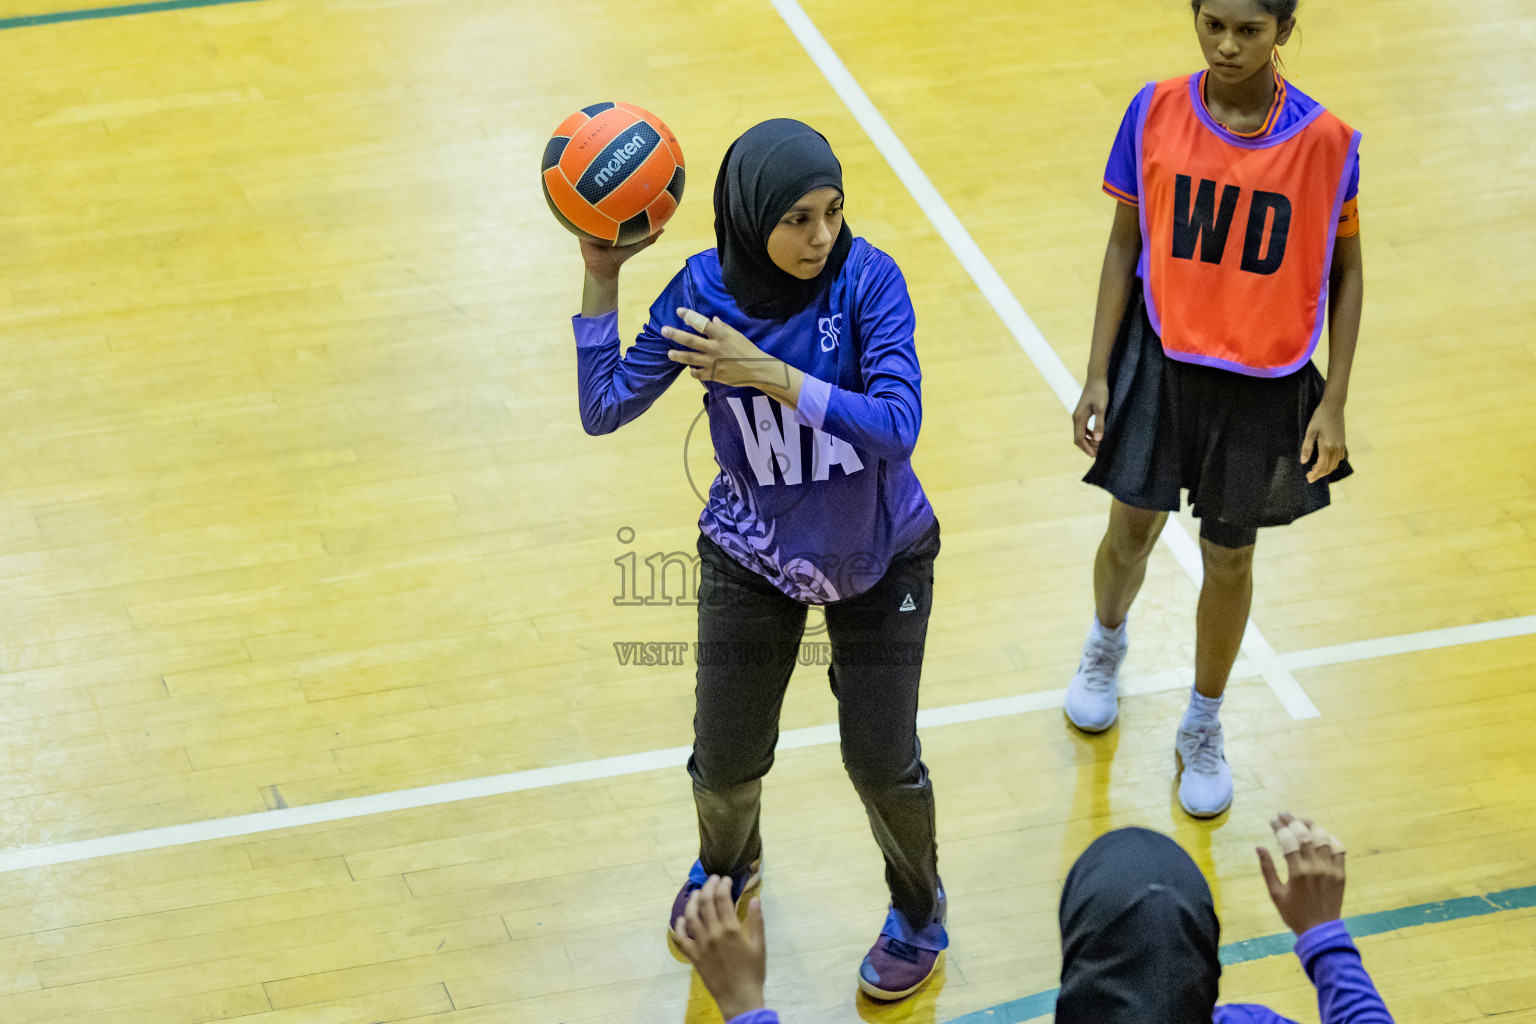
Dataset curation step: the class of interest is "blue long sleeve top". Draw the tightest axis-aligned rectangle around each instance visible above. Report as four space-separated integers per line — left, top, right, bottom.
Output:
718 922 1391 1024
573 240 935 602
1217 920 1394 1024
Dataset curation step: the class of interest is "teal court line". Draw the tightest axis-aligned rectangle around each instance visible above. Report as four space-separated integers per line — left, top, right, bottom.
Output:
0 0 264 31
947 882 1536 1023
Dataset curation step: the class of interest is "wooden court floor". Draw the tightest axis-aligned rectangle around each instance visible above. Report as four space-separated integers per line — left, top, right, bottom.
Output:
0 0 1533 1021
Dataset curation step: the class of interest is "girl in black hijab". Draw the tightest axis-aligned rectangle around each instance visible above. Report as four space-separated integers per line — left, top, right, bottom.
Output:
571 118 945 1005
1057 827 1223 1022
712 118 855 320
1057 818 1393 1024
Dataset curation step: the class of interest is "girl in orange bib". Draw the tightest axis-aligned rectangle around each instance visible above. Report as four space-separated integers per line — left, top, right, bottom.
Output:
1063 0 1364 817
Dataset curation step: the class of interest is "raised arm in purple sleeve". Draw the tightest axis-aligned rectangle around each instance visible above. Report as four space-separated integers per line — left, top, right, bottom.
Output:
1297 920 1393 1024
1216 921 1392 1024
814 254 923 461
571 270 689 435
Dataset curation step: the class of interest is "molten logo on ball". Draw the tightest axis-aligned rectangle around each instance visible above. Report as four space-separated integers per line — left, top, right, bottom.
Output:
575 122 663 204
594 134 650 189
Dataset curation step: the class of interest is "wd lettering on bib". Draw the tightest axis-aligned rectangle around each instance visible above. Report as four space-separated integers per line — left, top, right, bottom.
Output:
1171 175 1292 276
1241 191 1291 275
1135 74 1359 376
1171 175 1240 264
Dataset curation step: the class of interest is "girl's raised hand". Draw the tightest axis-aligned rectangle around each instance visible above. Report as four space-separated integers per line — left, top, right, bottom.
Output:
662 307 780 389
579 231 663 280
1256 812 1347 936
1301 401 1347 483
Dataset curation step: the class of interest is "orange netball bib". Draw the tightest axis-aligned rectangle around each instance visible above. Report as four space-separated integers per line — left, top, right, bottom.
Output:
1135 74 1360 376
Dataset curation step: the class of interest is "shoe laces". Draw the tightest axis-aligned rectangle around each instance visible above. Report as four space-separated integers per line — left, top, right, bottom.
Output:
1077 636 1124 692
1183 722 1225 774
884 938 923 963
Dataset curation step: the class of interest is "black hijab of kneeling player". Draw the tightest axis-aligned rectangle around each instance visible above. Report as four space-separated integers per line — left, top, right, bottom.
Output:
1056 827 1223 1024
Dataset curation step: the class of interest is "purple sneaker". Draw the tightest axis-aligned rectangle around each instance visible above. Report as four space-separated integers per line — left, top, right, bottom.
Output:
665 856 763 961
858 885 948 1001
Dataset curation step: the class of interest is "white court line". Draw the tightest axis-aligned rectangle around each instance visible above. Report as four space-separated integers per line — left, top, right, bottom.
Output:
3 615 1532 874
766 0 1320 720
1281 614 1536 671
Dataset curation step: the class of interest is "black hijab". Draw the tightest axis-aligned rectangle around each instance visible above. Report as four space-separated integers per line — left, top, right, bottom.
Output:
1056 828 1223 1024
713 118 854 321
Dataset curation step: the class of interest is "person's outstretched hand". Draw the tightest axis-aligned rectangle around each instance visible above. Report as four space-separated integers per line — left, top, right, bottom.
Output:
672 875 766 1021
1257 811 1347 936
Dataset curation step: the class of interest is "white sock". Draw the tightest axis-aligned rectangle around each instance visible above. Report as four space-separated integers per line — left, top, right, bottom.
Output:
1091 614 1127 646
1183 686 1223 727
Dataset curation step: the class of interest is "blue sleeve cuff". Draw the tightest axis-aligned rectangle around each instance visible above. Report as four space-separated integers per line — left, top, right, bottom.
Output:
791 374 832 431
725 1010 778 1024
1295 919 1355 965
572 309 620 349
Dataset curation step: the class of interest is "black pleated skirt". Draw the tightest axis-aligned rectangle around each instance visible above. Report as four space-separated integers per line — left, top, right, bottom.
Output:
1083 285 1350 534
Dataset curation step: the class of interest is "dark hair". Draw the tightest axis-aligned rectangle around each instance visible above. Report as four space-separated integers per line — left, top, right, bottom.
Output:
1189 0 1298 21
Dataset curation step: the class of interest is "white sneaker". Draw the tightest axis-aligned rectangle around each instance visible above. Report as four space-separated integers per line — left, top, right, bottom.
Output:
1175 719 1234 818
1063 622 1127 733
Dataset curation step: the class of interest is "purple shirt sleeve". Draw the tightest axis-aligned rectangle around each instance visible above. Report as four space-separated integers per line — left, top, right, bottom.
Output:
791 373 832 431
1103 89 1146 204
1296 920 1393 1024
1216 921 1392 1024
816 253 923 461
724 1011 778 1024
571 271 690 435
1216 1005 1294 1024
